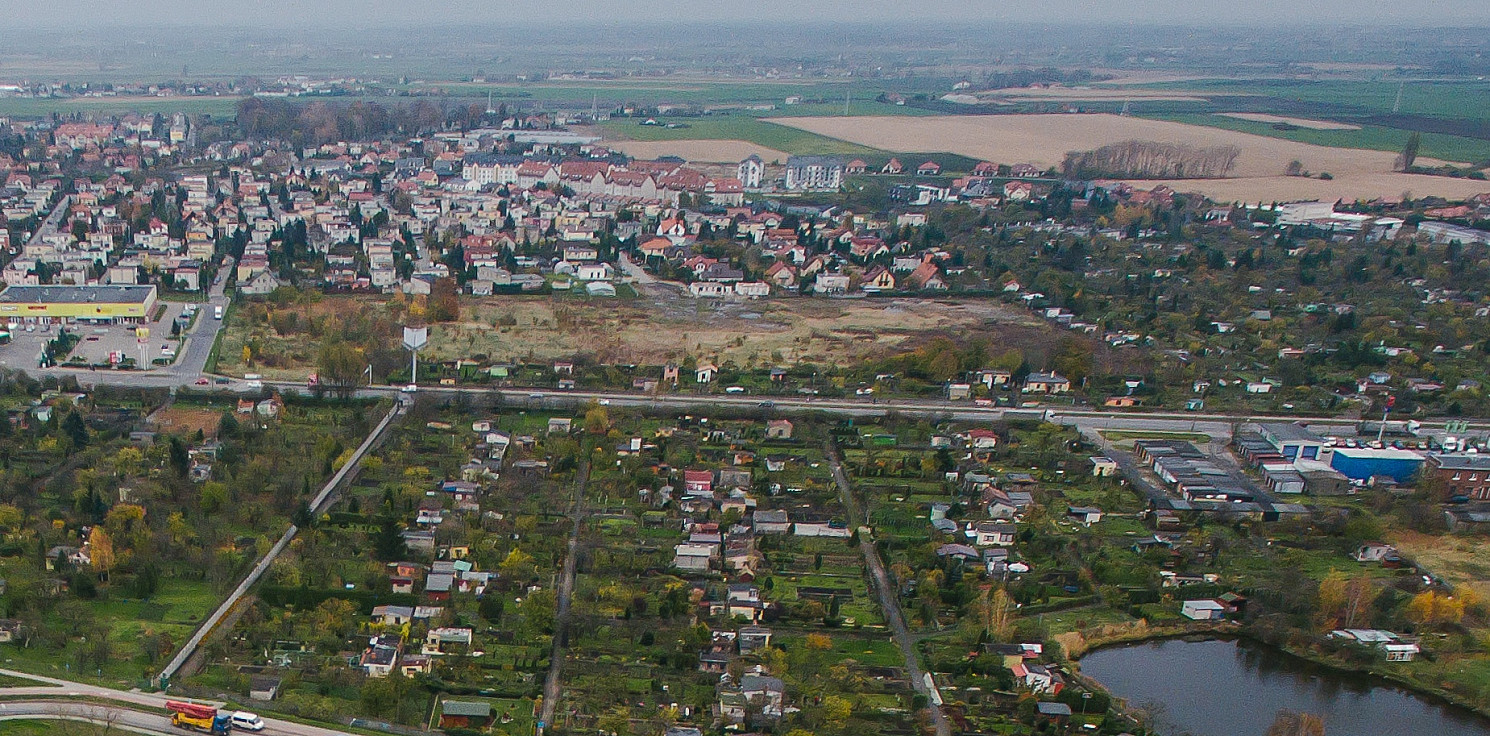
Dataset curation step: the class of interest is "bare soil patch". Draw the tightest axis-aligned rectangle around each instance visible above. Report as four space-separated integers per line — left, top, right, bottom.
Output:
770 113 1457 177
440 296 1045 368
1216 112 1361 131
149 407 225 438
770 113 1482 200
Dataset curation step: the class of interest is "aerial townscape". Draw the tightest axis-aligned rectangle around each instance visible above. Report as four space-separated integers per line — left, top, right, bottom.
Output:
1 8 1490 736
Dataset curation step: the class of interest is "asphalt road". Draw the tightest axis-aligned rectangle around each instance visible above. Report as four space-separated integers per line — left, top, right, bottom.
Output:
0 666 354 735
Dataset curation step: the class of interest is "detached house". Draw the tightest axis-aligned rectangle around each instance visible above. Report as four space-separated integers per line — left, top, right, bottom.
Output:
968 521 1017 547
1022 372 1071 394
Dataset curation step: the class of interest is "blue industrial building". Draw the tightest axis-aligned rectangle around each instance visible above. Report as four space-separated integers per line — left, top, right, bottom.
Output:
1329 448 1425 483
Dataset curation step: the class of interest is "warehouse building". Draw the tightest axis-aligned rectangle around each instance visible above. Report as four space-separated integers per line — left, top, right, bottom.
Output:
0 285 158 324
1329 447 1425 484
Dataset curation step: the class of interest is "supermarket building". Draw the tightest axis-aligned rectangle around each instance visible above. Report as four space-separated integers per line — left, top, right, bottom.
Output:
0 285 158 324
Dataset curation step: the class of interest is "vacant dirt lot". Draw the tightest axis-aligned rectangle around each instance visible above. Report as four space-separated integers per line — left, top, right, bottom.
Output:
1216 112 1361 130
1391 530 1490 600
606 139 791 164
216 293 1054 379
149 407 225 438
769 113 1482 201
438 295 1045 368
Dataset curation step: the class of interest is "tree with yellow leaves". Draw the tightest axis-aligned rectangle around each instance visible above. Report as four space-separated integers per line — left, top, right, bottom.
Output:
88 527 116 581
1407 591 1466 627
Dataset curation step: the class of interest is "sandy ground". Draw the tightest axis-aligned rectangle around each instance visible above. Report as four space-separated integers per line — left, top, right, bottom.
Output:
605 139 791 164
1217 112 1361 130
769 113 1485 201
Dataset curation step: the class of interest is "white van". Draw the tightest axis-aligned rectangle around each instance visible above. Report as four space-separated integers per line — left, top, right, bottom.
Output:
213 306 224 320
230 712 265 731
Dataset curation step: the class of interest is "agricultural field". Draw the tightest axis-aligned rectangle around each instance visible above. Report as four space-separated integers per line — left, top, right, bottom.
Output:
593 117 883 157
0 96 242 119
602 139 791 165
771 113 1490 201
1146 112 1490 170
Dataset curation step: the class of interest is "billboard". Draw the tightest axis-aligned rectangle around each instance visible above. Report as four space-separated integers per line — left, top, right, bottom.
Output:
402 326 428 351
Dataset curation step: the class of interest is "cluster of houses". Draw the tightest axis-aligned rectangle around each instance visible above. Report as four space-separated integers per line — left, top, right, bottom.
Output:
357 554 493 678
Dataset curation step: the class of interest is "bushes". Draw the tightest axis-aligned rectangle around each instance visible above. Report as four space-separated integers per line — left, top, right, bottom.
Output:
258 585 417 614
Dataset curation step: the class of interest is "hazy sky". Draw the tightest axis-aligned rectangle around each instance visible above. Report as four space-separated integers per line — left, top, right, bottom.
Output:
6 0 1490 27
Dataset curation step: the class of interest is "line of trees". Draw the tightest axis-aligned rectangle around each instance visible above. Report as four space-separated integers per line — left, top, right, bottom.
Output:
1062 139 1241 179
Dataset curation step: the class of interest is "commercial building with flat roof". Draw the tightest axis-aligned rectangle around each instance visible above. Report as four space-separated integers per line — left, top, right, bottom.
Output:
0 285 157 324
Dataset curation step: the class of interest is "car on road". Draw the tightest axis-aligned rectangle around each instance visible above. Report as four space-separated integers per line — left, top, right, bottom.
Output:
195 378 210 386
758 401 774 408
401 384 418 393
230 712 265 731
725 386 746 394
597 398 611 405
214 377 230 385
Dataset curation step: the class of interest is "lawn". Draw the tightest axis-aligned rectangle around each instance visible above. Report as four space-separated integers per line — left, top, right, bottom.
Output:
0 721 116 736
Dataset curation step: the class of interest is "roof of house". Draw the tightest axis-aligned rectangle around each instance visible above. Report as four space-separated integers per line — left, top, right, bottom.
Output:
442 701 492 717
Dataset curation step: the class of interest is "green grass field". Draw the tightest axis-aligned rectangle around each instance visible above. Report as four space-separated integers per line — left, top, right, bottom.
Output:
1142 113 1490 165
1138 78 1490 121
0 721 115 736
600 116 883 156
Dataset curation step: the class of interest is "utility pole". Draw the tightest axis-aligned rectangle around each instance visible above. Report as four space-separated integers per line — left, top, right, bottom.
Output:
844 90 851 117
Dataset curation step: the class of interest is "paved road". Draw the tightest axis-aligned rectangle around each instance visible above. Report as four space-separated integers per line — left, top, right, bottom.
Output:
157 397 407 685
538 461 589 735
25 194 71 247
825 443 950 736
0 667 354 735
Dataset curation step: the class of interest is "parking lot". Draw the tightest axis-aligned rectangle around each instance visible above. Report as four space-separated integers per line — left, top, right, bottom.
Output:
66 301 189 367
0 300 192 370
0 327 50 371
